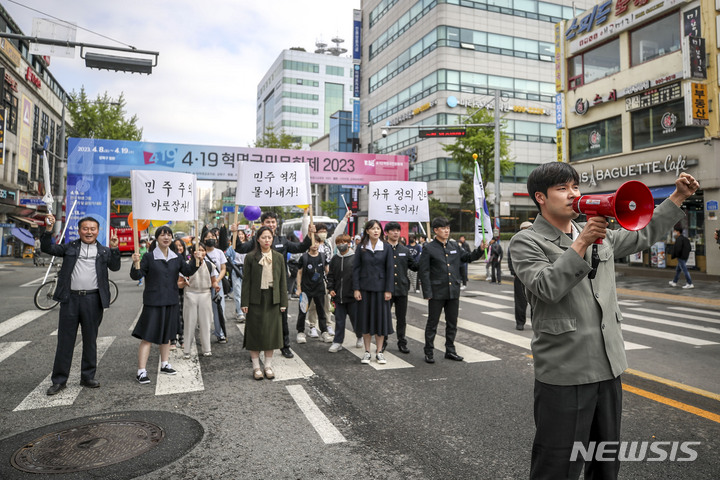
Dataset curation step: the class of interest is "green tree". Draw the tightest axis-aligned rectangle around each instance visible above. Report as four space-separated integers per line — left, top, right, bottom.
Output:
428 197 448 220
320 199 338 217
254 124 301 149
442 107 513 215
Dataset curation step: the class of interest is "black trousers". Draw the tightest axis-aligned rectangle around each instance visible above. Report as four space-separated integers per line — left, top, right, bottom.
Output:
531 377 622 480
390 295 408 346
52 292 104 385
296 294 327 333
491 261 502 283
281 309 290 348
514 276 528 327
424 297 459 355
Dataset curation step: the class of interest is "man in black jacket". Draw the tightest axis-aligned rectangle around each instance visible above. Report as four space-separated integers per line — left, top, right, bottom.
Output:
41 214 121 395
669 226 693 289
419 217 486 363
383 222 419 354
233 211 315 358
326 234 359 352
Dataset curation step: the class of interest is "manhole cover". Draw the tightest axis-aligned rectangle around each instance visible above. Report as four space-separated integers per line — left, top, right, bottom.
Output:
11 420 164 473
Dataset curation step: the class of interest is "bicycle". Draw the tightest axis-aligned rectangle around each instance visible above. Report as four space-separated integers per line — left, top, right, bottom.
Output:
34 263 119 310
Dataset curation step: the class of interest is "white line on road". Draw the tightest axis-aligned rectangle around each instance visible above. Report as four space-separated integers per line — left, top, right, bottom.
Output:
464 290 514 302
453 293 511 310
286 384 346 444
667 306 720 318
14 336 115 411
128 307 142 332
403 324 500 362
0 310 49 338
155 341 205 395
630 308 720 325
341 330 414 370
621 324 718 346
622 313 720 335
0 341 31 363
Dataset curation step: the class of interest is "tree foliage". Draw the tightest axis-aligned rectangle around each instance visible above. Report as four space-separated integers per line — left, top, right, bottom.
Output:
254 124 301 149
441 106 514 209
320 199 338 217
66 86 142 141
428 197 448 220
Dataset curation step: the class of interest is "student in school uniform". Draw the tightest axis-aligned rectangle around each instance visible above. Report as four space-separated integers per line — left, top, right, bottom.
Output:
295 235 331 344
180 242 220 359
326 234 360 352
130 225 201 385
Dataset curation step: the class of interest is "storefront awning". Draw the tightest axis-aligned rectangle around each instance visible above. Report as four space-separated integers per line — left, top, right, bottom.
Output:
649 185 675 199
9 215 43 227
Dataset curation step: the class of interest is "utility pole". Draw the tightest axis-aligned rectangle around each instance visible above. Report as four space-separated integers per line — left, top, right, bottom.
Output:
493 89 500 231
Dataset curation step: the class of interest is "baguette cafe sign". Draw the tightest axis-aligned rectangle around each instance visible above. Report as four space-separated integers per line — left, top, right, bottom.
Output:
580 154 690 186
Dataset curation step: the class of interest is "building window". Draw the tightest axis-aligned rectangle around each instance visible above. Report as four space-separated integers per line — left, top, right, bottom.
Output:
283 60 319 73
283 77 319 87
324 83 344 134
282 120 319 129
282 106 319 115
631 99 703 150
326 65 344 76
567 38 620 89
630 13 681 66
501 163 542 183
569 116 622 161
282 91 319 101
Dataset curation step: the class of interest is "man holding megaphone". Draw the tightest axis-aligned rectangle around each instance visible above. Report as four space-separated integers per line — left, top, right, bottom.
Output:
509 162 699 480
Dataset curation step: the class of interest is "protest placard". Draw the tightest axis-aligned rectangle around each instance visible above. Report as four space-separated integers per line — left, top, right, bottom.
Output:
235 161 311 206
130 170 197 221
367 181 429 221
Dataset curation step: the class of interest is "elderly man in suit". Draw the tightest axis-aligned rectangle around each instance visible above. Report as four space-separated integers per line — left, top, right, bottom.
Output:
41 214 121 395
509 163 698 480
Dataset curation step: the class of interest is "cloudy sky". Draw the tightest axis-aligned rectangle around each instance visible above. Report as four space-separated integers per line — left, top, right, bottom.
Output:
3 0 360 148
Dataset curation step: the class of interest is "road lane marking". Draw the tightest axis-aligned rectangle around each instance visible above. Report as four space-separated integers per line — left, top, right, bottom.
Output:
621 324 717 346
464 290 514 302
0 310 49 338
623 384 720 424
341 330 413 370
625 368 720 402
630 307 720 325
403 324 500 362
155 341 204 395
667 306 720 318
0 341 31 363
453 293 511 310
128 307 142 332
623 312 720 334
286 384 346 444
236 325 315 380
14 336 115 411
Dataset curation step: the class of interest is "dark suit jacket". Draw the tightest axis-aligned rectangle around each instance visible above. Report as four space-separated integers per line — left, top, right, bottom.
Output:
419 238 484 300
388 242 419 297
41 231 121 308
241 250 288 309
130 252 199 306
352 241 394 294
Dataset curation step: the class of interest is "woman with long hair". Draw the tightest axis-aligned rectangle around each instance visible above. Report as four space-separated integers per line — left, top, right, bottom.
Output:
226 229 247 322
171 238 189 348
353 219 394 365
241 226 287 380
181 242 219 359
130 225 201 384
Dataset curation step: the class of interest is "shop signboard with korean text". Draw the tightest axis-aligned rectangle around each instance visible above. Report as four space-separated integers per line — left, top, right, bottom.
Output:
682 36 707 79
684 82 709 126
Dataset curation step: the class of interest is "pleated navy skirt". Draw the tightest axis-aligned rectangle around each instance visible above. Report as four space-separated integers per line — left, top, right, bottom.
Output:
357 290 394 337
132 304 179 344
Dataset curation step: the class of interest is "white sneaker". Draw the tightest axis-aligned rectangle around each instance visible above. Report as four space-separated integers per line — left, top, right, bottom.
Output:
309 327 319 338
460 285 467 291
327 326 335 336
668 281 677 287
321 331 333 343
376 352 387 364
355 338 363 348
486 276 492 282
296 332 307 344
361 351 371 364
328 343 342 353
415 289 420 294
682 284 694 289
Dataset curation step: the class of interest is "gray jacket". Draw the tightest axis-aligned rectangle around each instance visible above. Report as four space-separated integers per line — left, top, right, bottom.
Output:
509 199 684 386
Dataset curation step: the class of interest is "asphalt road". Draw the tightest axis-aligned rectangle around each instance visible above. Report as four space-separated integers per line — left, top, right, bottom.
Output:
0 257 718 479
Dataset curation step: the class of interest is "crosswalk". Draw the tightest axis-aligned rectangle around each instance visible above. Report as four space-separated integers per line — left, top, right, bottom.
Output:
1 289 719 414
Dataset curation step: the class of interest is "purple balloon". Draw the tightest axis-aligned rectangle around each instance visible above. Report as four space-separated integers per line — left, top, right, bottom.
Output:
243 205 261 221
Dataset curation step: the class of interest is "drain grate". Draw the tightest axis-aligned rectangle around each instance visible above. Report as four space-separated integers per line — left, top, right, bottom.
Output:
11 420 164 474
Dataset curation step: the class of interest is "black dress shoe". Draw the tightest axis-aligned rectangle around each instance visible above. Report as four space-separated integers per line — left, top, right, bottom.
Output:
80 379 100 388
281 347 294 358
424 354 435 364
516 325 525 331
444 352 464 361
46 383 66 395
398 344 410 354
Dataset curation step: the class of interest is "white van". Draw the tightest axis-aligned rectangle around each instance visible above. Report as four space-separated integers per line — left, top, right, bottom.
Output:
280 215 339 241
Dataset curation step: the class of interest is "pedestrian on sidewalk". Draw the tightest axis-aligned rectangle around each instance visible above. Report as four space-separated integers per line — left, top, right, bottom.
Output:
490 230 503 284
241 226 288 380
353 219 394 365
131 226 201 385
669 226 693 289
508 221 533 330
326 234 360 352
41 214 121 395
419 217 487 364
181 242 219 359
509 163 698 480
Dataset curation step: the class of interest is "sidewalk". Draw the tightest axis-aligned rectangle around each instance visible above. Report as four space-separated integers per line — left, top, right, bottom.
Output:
467 262 720 310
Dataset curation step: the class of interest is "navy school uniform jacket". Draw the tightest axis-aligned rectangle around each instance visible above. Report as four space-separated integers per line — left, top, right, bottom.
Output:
130 251 199 306
388 242 419 297
419 238 484 300
352 240 394 294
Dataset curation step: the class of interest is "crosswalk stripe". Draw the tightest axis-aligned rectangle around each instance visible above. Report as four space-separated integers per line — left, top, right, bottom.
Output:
623 313 720 335
341 331 413 370
481 311 649 351
404 324 500 362
464 290 514 302
155 342 205 395
286 384 346 444
0 310 49 338
235 325 315 380
128 307 142 332
621 324 718 346
0 341 31 363
453 294 510 310
630 308 720 325
14 336 115 411
667 306 720 318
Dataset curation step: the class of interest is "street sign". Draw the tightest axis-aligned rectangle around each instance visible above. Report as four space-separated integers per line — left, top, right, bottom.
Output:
43 134 50 150
113 198 132 206
19 197 45 205
222 205 235 213
418 128 466 138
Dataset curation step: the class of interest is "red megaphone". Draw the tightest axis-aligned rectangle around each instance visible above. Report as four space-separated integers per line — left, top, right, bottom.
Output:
572 180 655 244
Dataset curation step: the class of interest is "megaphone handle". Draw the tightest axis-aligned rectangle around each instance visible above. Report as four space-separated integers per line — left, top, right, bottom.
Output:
588 244 600 280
